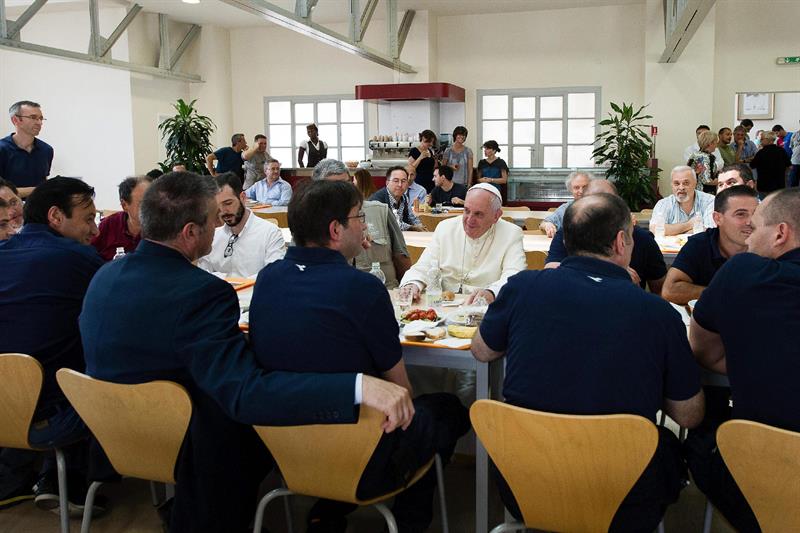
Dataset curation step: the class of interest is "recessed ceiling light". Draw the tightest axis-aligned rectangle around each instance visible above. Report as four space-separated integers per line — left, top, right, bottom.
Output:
182 0 200 4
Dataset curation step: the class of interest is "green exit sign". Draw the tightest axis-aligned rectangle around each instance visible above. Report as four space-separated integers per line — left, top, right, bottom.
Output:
777 56 800 64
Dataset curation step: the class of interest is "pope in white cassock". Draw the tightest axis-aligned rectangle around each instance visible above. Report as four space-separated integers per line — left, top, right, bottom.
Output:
400 183 526 304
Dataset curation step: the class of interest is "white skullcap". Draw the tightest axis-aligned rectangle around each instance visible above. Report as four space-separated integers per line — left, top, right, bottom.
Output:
468 183 503 201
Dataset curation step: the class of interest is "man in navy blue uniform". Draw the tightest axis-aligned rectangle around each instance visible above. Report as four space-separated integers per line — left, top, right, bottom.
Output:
690 187 800 533
0 101 54 198
663 185 759 305
473 193 704 532
79 172 414 532
249 179 469 533
0 177 102 512
545 179 667 294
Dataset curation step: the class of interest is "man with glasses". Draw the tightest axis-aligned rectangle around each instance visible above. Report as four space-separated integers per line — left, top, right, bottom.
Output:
0 100 54 198
198 172 285 278
370 166 425 231
0 178 24 234
245 159 292 206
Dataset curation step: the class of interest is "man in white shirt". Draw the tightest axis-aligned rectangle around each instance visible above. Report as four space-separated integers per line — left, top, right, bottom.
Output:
683 125 724 172
199 172 285 278
245 159 292 206
652 166 716 236
400 183 526 304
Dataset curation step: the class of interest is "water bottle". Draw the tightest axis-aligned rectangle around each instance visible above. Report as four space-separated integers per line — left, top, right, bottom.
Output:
650 213 665 240
369 262 386 284
692 214 704 235
112 247 126 260
426 261 442 307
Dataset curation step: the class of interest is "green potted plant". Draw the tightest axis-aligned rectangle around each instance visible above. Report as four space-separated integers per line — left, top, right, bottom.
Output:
592 102 657 211
158 99 216 174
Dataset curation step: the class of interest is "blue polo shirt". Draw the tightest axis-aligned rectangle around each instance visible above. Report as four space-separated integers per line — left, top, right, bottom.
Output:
693 248 800 431
214 146 244 177
0 133 54 188
546 226 667 288
480 256 700 421
0 223 103 414
670 228 726 286
249 246 402 376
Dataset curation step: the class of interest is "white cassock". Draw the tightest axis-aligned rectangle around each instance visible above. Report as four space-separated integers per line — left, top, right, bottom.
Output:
400 216 526 296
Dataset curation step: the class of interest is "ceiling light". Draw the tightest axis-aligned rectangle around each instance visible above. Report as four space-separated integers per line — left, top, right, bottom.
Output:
182 0 200 4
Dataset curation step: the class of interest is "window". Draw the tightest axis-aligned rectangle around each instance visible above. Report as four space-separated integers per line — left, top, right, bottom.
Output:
264 96 367 167
477 88 600 169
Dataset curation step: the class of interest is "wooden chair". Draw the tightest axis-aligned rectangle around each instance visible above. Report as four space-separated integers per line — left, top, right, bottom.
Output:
408 245 425 265
547 207 558 212
470 400 658 533
418 213 450 232
716 419 800 532
523 217 544 231
251 405 448 533
56 369 192 533
500 216 515 224
255 211 288 227
0 354 70 533
525 251 547 270
262 217 279 226
502 206 530 212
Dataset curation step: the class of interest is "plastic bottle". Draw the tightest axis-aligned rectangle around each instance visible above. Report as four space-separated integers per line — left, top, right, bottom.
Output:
369 262 386 284
650 213 665 240
113 247 126 260
692 214 704 235
426 261 442 307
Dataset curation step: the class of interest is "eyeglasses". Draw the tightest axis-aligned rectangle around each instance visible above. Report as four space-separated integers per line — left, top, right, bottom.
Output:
15 114 46 122
224 233 239 258
345 211 366 224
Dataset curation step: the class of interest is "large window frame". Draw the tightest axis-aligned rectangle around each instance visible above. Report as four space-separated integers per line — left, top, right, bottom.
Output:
263 95 368 168
476 87 601 169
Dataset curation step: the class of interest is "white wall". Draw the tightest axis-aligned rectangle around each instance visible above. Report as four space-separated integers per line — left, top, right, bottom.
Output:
0 7 135 209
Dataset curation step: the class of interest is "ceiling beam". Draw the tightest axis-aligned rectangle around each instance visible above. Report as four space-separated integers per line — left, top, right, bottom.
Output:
386 0 397 59
88 0 101 56
170 24 201 70
6 0 48 40
397 9 414 56
0 0 8 40
659 0 716 63
100 3 143 58
348 0 359 43
221 0 416 73
158 13 170 69
358 0 378 43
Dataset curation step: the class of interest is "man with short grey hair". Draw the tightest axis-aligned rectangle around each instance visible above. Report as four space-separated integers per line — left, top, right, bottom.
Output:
245 159 291 206
312 158 411 288
539 171 592 237
651 166 715 236
0 100 54 197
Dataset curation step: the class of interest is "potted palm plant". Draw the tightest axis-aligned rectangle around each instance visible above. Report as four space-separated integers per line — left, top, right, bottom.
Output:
592 102 657 211
158 99 216 174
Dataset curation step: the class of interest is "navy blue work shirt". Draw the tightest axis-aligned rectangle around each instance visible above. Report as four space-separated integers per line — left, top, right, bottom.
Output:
214 146 244 177
250 246 402 377
670 228 726 286
693 248 800 432
0 133 54 188
480 255 700 421
0 223 103 414
546 226 667 288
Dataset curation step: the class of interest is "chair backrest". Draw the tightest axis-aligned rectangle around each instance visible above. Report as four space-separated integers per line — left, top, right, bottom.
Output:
263 217 279 226
524 217 544 231
502 206 530 212
0 353 43 449
408 245 425 265
56 369 191 484
717 419 800 532
253 406 385 503
500 216 514 224
547 207 558 212
255 211 288 227
418 213 451 232
471 400 658 533
525 251 547 270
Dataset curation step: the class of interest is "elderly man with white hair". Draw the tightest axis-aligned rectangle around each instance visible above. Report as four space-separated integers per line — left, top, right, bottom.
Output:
539 171 592 238
400 183 526 304
651 166 716 236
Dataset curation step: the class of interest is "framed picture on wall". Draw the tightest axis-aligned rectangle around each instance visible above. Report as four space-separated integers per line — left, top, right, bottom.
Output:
737 92 774 120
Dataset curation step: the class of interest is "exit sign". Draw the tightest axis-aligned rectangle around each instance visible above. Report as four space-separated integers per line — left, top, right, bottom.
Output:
777 56 800 64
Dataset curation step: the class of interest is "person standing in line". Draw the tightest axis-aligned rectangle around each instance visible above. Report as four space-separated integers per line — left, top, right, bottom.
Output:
206 133 247 179
408 130 437 192
298 124 328 168
441 126 473 187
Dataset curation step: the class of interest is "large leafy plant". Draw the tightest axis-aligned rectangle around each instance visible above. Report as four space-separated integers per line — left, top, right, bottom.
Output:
158 99 215 174
592 102 656 211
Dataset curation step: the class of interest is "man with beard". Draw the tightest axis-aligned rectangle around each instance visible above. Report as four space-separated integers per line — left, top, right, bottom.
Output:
198 172 285 277
651 166 715 236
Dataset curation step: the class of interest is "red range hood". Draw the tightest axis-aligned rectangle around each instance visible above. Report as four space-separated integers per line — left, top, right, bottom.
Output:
355 82 465 102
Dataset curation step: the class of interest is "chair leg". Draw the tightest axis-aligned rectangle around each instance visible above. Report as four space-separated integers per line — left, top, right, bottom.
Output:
279 478 294 533
702 499 714 533
434 454 449 533
252 487 293 533
80 481 103 533
657 518 665 533
373 502 398 533
149 481 161 507
54 449 70 533
489 522 526 533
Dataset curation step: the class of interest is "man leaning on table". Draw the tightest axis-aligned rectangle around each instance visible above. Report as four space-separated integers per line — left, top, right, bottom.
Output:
688 187 800 533
245 158 292 206
651 166 715 236
400 183 526 305
249 179 469 533
79 171 415 533
473 192 704 532
539 170 592 238
544 178 667 294
198 172 285 278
